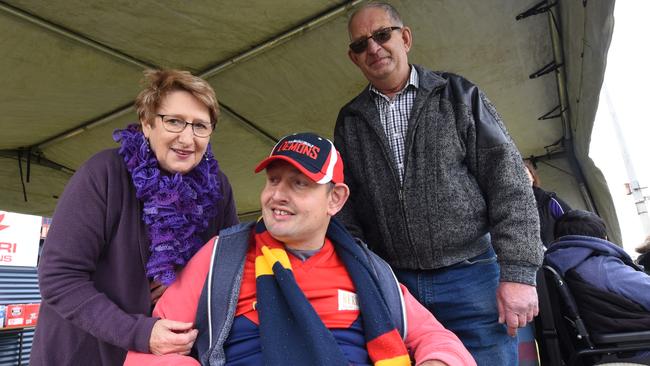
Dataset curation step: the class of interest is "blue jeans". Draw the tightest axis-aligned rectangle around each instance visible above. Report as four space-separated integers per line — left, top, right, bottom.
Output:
395 247 517 366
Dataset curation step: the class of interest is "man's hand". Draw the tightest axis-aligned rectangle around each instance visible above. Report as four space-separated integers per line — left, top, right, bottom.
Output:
149 319 198 355
496 281 538 337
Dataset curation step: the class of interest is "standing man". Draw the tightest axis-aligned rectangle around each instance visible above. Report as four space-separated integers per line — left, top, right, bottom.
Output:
334 3 543 364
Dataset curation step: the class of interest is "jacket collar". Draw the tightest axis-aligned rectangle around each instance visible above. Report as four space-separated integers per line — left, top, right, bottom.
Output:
344 65 448 158
407 65 447 132
347 64 447 113
414 64 448 92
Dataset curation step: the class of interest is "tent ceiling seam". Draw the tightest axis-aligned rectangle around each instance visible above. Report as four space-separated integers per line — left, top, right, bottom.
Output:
35 103 135 150
17 0 361 151
574 2 589 137
198 0 365 79
0 1 156 70
220 103 278 144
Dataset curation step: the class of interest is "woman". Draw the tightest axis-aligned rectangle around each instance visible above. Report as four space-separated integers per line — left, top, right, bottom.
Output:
31 70 239 365
518 161 571 365
524 160 572 247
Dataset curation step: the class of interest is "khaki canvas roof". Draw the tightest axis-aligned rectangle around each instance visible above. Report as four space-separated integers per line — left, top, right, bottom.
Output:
0 0 620 241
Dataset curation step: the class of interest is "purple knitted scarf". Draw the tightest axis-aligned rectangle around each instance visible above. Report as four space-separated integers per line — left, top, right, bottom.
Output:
113 124 222 285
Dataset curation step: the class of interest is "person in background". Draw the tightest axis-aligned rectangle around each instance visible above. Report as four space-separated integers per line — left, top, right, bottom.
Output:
545 210 650 364
124 132 476 366
519 160 570 365
334 2 543 364
31 69 239 365
524 160 572 247
636 235 650 274
546 210 650 311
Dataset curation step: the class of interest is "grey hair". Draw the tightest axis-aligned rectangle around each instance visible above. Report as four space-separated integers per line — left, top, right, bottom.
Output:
348 2 404 35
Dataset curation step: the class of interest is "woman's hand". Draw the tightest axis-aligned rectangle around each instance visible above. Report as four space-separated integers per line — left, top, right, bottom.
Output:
149 319 198 355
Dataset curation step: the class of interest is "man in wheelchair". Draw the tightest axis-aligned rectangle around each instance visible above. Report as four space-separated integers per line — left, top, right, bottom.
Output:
545 209 650 364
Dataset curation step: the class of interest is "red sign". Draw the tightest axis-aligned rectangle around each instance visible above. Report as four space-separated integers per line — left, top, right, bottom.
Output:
0 211 42 267
2 303 40 328
0 213 9 231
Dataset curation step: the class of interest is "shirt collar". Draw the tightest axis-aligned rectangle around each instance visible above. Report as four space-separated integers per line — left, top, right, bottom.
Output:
369 65 419 99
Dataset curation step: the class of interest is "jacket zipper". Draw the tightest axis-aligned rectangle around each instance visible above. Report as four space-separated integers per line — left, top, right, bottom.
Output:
364 116 414 259
404 83 447 262
378 83 445 267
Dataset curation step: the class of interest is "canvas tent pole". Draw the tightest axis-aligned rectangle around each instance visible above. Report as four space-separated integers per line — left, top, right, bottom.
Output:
517 1 596 211
545 2 596 212
36 106 136 150
0 150 75 174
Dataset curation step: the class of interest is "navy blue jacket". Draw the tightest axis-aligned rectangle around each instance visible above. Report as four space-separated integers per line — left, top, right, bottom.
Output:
545 235 650 311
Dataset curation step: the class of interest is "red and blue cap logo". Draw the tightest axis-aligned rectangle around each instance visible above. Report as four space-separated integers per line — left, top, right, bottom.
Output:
255 132 344 184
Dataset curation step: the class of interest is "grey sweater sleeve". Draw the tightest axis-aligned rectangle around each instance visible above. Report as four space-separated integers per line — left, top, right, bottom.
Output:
464 89 543 285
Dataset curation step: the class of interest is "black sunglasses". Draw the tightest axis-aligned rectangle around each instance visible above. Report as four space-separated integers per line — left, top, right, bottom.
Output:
349 26 402 54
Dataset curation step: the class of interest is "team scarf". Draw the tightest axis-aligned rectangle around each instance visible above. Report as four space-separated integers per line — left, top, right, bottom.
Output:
253 218 410 366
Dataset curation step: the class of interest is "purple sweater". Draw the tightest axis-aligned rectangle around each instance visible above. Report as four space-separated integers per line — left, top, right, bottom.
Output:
30 149 239 366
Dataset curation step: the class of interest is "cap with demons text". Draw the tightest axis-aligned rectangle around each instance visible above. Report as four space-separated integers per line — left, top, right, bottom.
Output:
254 132 344 184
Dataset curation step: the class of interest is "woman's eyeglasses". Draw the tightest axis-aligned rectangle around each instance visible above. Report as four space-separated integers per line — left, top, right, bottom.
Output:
157 114 214 137
349 26 402 54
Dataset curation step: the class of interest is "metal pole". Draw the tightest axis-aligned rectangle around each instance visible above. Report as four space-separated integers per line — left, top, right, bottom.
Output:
604 85 650 235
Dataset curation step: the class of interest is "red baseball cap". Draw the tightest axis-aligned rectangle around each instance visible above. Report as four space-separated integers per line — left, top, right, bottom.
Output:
255 132 344 184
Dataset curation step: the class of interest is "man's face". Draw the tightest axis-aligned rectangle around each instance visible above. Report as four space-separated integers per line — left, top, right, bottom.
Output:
347 7 411 85
260 161 335 250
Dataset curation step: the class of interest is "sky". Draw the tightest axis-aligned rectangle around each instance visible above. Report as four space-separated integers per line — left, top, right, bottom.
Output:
590 1 650 256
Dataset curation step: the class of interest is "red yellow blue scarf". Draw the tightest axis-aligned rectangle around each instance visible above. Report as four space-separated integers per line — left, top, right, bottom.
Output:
253 219 410 365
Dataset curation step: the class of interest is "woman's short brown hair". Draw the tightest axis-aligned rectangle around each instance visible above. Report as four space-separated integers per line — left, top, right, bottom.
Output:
135 69 220 126
523 160 541 187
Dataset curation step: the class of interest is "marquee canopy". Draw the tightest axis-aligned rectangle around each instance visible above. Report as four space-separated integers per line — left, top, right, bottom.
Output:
0 0 619 239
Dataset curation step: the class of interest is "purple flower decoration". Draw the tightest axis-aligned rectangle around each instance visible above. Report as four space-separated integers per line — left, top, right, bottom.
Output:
113 125 223 285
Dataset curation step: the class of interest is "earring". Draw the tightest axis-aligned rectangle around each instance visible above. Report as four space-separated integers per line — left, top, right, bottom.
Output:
145 138 151 153
205 144 212 161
